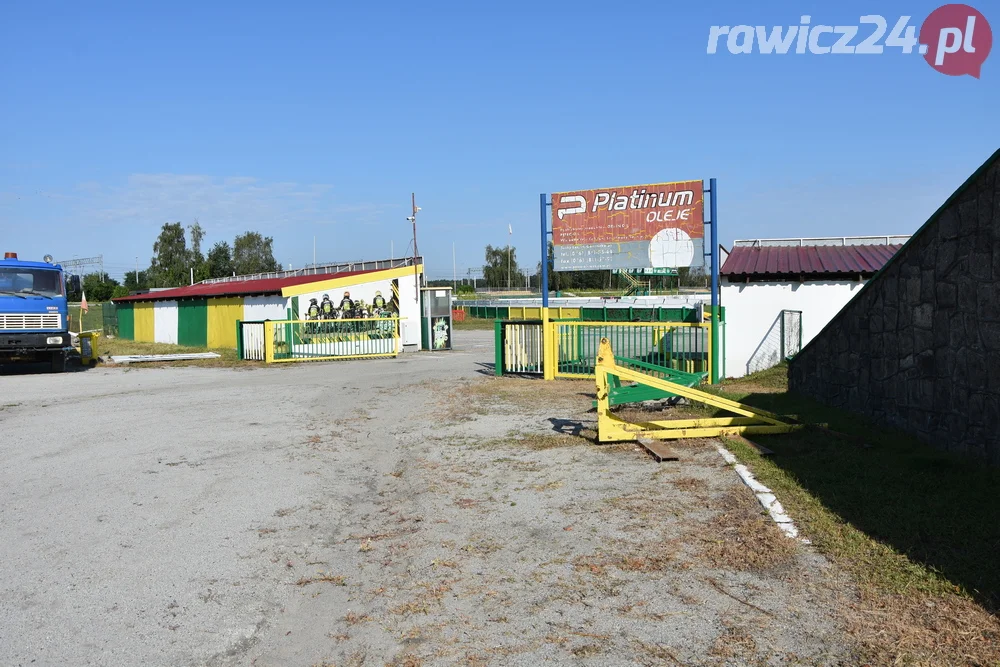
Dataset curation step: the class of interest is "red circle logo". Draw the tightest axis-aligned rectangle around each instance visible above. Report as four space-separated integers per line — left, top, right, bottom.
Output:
920 4 993 77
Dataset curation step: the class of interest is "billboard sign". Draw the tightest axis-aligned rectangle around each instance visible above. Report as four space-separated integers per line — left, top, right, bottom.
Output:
552 180 704 271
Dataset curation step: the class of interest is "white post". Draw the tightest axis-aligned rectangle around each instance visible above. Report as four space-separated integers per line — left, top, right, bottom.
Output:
452 242 456 292
190 267 194 285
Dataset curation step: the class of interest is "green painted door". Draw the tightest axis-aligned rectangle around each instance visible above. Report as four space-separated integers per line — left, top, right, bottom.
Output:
177 298 208 347
117 303 135 340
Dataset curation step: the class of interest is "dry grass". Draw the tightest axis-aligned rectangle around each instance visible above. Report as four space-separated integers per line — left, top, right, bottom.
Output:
847 591 1000 666
696 487 797 572
294 573 346 587
343 611 371 625
713 363 1000 665
390 600 431 616
670 476 709 493
708 623 759 660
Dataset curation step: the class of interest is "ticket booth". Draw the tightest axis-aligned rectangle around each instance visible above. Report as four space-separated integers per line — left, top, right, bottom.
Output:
420 287 453 350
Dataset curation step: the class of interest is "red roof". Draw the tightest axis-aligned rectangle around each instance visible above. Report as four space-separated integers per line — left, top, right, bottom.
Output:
721 244 902 280
112 269 374 302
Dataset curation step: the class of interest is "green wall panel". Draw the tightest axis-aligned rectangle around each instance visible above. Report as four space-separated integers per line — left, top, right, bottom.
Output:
117 303 135 340
177 298 208 347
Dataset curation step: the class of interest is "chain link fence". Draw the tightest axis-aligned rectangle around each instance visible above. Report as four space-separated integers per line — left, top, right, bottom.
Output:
67 302 118 336
746 310 802 376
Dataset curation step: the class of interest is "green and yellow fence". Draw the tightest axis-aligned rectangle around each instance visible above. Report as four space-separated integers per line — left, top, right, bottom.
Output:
495 307 722 383
240 317 402 363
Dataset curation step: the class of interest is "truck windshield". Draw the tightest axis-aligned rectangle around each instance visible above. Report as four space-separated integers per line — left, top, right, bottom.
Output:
0 268 63 297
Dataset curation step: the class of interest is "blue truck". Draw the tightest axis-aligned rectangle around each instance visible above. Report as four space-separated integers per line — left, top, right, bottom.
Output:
0 252 80 372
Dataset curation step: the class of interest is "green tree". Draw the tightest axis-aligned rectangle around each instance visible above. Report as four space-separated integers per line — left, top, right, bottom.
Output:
188 220 210 282
483 244 523 289
149 222 189 287
232 231 280 276
124 269 152 292
66 272 120 302
206 241 234 278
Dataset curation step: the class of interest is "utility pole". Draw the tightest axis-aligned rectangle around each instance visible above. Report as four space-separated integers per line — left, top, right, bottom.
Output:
507 223 512 291
313 236 316 273
391 240 394 260
452 242 457 292
135 256 138 287
407 193 421 302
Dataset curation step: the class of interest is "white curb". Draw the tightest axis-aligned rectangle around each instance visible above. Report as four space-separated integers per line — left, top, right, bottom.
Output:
715 444 809 543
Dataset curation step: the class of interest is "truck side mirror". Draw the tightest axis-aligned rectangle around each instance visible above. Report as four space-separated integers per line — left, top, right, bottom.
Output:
69 275 81 293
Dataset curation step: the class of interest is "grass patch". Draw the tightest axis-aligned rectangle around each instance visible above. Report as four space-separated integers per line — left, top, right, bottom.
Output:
100 337 252 368
452 317 497 331
705 364 1000 665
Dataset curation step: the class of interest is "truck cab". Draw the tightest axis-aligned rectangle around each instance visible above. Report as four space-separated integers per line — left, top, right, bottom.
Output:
0 252 77 372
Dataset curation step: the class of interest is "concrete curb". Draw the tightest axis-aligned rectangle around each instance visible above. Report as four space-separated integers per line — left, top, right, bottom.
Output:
716 444 809 543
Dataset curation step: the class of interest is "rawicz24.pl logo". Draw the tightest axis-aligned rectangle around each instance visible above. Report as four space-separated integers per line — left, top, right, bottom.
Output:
707 4 992 78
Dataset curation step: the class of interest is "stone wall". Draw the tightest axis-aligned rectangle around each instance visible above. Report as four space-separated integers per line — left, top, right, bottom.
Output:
789 151 1000 464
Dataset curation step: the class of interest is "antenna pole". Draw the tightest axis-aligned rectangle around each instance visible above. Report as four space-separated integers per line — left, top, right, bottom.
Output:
411 193 420 301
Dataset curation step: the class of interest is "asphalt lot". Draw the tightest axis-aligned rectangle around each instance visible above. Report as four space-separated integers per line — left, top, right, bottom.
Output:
0 330 852 666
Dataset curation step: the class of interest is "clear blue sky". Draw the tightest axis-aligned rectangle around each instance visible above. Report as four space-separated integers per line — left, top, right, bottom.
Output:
1 1 997 281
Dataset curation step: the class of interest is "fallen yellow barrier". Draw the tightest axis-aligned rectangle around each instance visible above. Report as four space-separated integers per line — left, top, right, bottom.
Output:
595 337 807 443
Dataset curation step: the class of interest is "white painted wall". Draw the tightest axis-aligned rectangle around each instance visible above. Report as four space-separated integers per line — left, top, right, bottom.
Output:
153 300 179 345
243 295 287 321
721 279 865 378
396 273 420 346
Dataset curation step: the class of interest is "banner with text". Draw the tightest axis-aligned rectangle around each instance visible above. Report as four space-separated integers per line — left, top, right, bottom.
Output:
552 180 705 271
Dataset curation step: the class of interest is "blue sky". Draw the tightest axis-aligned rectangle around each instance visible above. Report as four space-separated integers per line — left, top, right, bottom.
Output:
1 0 997 281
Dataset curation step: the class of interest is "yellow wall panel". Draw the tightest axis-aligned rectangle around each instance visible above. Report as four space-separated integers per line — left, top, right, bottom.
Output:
207 297 244 349
133 302 155 343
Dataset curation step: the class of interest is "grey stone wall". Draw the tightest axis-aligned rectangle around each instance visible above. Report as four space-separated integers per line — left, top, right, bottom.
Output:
789 153 1000 464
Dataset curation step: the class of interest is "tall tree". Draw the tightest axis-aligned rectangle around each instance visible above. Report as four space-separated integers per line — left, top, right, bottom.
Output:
483 244 523 289
232 231 280 276
188 220 209 282
149 222 189 287
124 269 151 292
206 241 234 278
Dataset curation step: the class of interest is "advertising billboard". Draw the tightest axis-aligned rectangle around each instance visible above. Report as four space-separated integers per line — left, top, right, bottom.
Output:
552 180 704 271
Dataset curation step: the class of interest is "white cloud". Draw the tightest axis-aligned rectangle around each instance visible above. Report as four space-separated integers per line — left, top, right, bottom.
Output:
73 173 385 233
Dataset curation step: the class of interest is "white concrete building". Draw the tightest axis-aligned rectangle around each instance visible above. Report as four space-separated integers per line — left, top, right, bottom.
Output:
720 236 908 378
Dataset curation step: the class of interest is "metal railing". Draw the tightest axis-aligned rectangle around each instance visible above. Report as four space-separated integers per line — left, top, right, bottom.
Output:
240 321 266 361
497 320 543 375
553 321 711 379
262 317 401 363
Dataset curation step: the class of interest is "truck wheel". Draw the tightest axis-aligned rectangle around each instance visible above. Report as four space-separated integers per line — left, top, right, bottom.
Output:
50 352 67 373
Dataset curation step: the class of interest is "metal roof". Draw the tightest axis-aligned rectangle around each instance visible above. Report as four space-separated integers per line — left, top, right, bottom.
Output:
721 244 902 280
112 269 375 302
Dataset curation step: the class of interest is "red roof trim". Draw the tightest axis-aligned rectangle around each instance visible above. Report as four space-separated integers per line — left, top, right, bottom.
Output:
720 244 903 279
112 269 375 302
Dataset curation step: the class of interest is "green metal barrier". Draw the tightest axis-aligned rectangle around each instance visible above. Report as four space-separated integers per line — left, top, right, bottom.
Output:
592 356 707 407
554 321 709 378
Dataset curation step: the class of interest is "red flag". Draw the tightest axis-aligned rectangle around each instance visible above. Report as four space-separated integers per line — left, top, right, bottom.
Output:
80 290 89 314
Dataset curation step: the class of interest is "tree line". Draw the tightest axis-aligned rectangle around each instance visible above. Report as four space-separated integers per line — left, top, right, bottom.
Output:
476 242 706 292
67 222 280 301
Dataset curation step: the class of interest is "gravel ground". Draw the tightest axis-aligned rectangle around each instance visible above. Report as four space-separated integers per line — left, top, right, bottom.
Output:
0 331 855 666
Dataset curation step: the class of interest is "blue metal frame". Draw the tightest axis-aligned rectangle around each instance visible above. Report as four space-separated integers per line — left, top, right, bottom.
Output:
540 193 550 308
704 178 719 383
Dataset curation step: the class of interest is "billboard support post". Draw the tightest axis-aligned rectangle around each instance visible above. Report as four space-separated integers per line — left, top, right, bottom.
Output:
540 193 549 308
707 178 720 385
